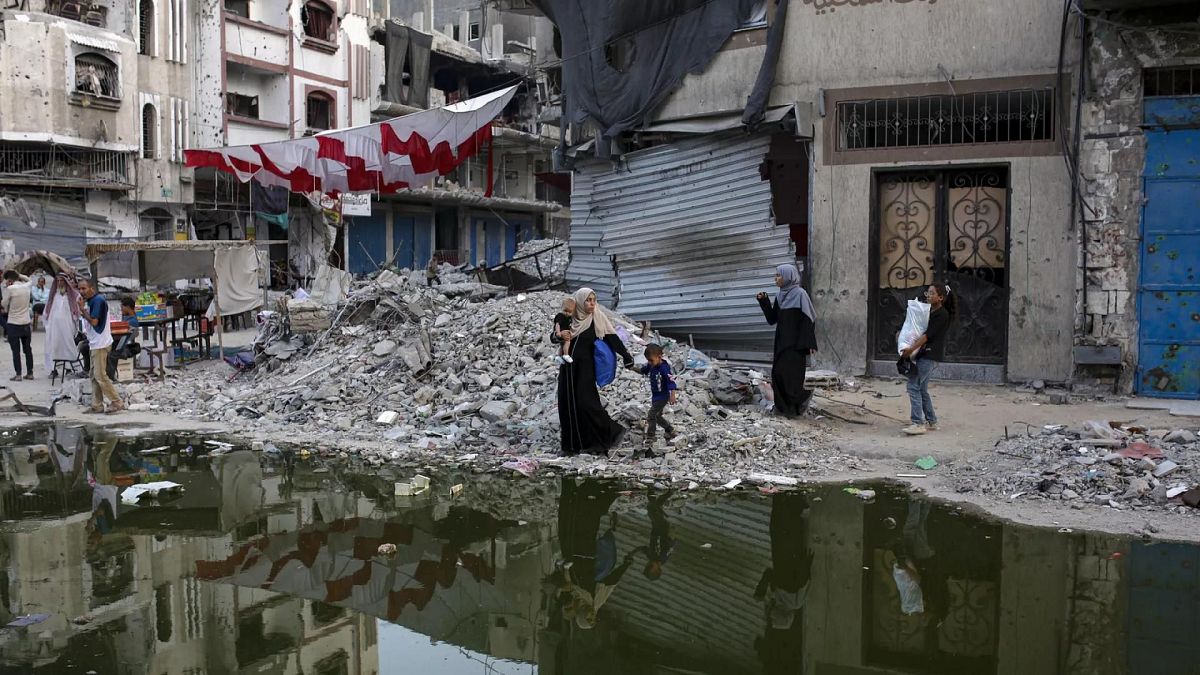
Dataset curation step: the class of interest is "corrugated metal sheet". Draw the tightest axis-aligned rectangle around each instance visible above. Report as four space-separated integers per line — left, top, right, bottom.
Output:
569 133 793 351
605 498 773 671
565 163 617 305
0 201 113 267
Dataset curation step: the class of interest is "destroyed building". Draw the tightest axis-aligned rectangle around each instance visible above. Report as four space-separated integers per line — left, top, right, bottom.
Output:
0 0 194 263
338 0 566 277
189 0 382 288
532 0 1199 401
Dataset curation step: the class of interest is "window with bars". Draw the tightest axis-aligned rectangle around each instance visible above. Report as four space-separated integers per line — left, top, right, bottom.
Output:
1144 66 1200 98
225 92 259 118
306 92 333 131
835 88 1055 151
302 0 335 42
74 53 120 98
139 0 154 55
142 103 157 159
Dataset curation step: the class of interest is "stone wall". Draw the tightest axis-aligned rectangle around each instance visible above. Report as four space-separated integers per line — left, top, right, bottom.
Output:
1078 20 1200 389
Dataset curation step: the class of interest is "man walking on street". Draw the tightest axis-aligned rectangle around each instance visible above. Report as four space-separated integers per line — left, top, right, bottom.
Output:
2 271 35 380
77 279 123 413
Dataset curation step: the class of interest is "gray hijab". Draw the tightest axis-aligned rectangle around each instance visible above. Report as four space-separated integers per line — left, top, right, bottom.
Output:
776 264 815 322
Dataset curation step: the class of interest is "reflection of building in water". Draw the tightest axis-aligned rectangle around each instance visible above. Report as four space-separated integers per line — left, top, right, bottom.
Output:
0 425 380 674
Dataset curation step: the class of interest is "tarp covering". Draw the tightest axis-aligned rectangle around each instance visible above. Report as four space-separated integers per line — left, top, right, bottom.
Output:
386 22 433 109
531 0 760 156
184 87 516 197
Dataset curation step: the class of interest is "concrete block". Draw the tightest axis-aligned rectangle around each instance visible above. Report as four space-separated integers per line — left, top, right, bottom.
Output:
479 400 517 422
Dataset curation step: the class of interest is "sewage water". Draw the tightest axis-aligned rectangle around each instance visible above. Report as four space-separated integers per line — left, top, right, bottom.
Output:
0 423 1193 675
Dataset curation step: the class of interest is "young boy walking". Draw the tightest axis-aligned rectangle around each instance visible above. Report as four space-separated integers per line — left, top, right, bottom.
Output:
639 344 678 457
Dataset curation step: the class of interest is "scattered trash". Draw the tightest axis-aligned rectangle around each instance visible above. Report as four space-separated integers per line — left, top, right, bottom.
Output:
721 478 742 490
896 473 927 478
1058 528 1072 533
501 458 539 478
1119 442 1165 460
377 410 400 425
121 481 184 505
700 543 713 549
6 614 50 628
450 484 464 497
914 456 938 471
843 487 876 501
377 543 397 557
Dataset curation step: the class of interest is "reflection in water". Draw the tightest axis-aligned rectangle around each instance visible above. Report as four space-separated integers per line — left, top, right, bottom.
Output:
0 423 1193 674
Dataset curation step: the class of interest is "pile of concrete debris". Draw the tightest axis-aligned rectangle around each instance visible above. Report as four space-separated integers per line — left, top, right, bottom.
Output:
948 420 1200 514
138 271 850 483
508 239 568 282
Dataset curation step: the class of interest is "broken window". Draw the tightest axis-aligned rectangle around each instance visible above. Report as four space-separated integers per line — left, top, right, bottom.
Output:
225 92 259 118
836 88 1055 151
306 91 334 131
74 53 119 98
302 0 336 42
141 103 157 159
225 0 249 17
139 0 154 55
469 22 480 40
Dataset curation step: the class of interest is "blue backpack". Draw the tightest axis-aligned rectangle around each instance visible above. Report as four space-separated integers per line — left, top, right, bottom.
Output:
594 339 617 387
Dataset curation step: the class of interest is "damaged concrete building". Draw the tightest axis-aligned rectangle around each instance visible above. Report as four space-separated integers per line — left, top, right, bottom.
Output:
537 0 1199 399
1074 2 1200 400
0 0 195 263
335 0 565 276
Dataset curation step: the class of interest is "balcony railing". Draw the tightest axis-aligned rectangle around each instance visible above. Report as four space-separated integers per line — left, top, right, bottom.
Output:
0 143 131 190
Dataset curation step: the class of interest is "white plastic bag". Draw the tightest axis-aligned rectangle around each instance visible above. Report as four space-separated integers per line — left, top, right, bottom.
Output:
891 564 925 615
897 299 931 354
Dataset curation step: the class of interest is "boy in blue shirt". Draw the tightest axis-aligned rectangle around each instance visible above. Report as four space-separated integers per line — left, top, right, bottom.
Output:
639 344 678 457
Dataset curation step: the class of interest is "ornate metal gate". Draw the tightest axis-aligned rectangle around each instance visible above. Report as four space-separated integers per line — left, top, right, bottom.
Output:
871 168 1009 364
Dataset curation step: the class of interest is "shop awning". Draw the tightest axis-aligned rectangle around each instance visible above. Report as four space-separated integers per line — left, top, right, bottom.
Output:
184 86 516 197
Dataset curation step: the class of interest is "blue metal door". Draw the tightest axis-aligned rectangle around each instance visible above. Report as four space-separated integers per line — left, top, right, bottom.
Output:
393 216 415 269
485 220 503 266
414 215 433 268
1138 95 1200 399
347 214 386 276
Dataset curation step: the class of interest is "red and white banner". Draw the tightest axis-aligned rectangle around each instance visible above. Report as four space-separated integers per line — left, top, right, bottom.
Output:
184 86 516 197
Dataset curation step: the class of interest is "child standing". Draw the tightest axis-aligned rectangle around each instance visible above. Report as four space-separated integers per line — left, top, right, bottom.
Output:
550 296 576 365
639 343 678 457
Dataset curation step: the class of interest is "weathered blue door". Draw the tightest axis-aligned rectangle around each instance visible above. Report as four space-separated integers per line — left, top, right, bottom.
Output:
485 220 503 266
1138 95 1200 399
347 214 386 276
393 216 415 269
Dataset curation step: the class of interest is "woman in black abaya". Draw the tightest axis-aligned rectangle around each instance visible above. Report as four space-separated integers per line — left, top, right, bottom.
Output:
757 264 818 418
555 287 634 455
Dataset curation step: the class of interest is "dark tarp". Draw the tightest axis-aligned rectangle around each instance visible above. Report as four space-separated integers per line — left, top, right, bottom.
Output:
742 0 789 128
531 0 761 156
385 22 432 109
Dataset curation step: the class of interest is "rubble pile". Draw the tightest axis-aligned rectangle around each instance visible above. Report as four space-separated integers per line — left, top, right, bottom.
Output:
948 420 1200 514
509 239 568 281
139 271 849 483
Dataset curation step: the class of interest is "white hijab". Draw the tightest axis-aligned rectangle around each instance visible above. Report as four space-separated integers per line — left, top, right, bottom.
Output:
569 287 616 339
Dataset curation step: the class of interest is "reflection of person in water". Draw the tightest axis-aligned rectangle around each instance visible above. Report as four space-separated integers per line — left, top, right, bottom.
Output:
552 479 636 630
755 493 812 674
634 490 675 581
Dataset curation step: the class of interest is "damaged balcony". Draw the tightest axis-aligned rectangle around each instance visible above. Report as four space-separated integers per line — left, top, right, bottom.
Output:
0 142 132 190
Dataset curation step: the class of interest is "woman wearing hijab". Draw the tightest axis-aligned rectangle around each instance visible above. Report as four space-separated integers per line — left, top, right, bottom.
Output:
756 264 817 418
555 287 635 455
43 273 82 373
